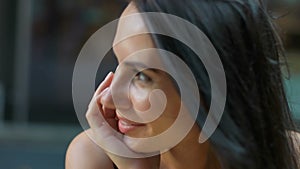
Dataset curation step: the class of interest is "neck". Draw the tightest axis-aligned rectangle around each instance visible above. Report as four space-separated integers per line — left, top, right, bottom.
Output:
160 124 220 169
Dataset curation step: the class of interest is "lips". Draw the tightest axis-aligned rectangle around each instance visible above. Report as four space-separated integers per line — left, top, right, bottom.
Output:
116 114 145 134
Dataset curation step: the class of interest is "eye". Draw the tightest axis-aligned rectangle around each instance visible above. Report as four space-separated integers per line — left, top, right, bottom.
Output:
134 71 152 83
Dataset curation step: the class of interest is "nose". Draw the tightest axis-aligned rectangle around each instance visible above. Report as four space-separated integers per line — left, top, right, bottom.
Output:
99 82 131 111
99 87 115 109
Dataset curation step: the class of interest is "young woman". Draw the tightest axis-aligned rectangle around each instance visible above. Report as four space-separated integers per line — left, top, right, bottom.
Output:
66 0 300 169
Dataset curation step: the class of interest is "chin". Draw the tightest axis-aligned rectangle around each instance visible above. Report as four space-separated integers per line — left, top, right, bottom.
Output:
123 133 174 155
123 135 161 154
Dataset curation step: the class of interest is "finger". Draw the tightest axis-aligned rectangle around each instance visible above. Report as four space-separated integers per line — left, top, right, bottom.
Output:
96 88 116 118
87 91 117 134
86 97 105 128
94 72 114 97
102 105 116 119
86 98 140 156
87 102 158 159
92 123 144 157
105 118 118 131
89 86 117 132
88 72 113 125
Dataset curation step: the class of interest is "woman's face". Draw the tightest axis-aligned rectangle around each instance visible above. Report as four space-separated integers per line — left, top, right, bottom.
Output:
100 2 182 139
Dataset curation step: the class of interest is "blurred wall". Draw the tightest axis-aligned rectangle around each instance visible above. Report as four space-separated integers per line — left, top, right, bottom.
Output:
0 0 17 122
0 0 124 125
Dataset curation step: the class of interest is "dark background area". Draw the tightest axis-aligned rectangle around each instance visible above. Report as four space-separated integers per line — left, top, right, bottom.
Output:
0 0 299 169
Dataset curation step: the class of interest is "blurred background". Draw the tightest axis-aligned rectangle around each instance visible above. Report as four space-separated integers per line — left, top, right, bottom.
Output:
0 0 299 169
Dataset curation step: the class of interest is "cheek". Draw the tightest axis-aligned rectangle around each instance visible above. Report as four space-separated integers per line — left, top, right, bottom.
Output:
129 84 180 118
163 91 180 118
129 85 151 112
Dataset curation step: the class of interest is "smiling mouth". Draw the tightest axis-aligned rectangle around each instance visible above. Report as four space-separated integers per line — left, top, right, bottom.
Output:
116 114 145 134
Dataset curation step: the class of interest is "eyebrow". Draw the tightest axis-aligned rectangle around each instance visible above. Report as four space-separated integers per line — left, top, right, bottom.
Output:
124 61 159 73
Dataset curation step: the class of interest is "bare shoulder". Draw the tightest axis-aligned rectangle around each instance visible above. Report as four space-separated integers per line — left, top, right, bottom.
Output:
290 131 300 154
290 131 300 142
65 129 115 169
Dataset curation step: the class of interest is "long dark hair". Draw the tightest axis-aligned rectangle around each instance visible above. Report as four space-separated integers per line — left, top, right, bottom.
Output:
132 0 299 168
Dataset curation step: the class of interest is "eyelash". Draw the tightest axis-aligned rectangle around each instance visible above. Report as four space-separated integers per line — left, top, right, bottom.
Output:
133 71 152 84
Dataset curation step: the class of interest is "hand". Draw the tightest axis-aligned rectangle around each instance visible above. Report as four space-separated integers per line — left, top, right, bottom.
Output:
86 72 160 169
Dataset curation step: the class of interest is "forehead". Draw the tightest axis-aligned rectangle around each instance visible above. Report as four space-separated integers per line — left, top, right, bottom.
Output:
113 2 155 63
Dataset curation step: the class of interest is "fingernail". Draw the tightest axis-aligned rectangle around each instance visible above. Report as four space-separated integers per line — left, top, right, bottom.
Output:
105 72 113 80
